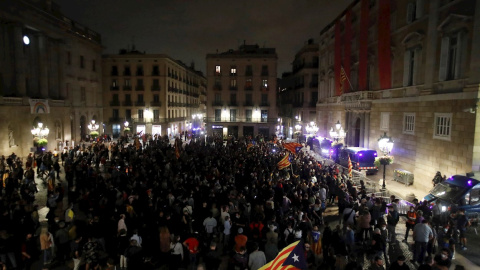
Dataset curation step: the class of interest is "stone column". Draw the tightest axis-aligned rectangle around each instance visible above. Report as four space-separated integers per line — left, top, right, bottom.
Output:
470 1 480 172
364 111 370 149
37 34 49 98
13 25 26 96
422 0 439 94
57 41 66 99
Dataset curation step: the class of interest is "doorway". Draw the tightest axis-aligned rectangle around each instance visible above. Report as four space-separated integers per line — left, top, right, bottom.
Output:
354 118 361 147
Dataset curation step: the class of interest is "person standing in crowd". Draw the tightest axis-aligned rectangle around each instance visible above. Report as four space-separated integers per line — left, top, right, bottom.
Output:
404 206 417 243
387 204 399 244
183 234 199 270
456 209 471 250
412 219 433 265
170 234 183 270
248 242 266 270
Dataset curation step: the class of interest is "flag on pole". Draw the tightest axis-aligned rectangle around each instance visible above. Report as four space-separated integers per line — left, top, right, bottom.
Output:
348 155 353 179
259 240 307 270
282 142 303 154
277 153 291 170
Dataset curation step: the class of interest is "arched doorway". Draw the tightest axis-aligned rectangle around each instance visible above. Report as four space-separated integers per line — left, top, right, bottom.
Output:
354 118 361 147
80 115 86 141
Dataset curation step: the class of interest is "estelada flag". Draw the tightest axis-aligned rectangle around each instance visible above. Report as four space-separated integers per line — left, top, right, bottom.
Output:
277 153 291 170
247 143 253 151
282 142 303 154
259 240 307 270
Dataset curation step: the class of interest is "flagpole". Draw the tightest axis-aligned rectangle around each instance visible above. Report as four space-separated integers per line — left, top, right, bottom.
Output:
341 66 355 92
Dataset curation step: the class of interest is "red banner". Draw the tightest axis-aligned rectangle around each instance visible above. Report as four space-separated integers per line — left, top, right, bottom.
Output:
358 0 369 91
335 20 342 96
378 0 392 89
343 9 352 93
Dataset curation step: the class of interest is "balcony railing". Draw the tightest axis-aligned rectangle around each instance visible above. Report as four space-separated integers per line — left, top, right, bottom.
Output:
150 101 162 106
151 85 160 91
205 117 278 123
212 101 223 106
135 101 145 106
261 86 269 91
109 101 120 106
135 85 145 91
123 86 132 91
213 85 222 91
229 86 237 91
244 102 253 106
122 101 132 106
109 117 121 123
260 102 270 107
244 86 253 91
228 102 238 106
110 86 119 91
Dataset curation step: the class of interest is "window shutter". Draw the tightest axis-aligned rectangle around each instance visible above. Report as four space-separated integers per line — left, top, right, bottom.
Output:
416 0 424 19
406 3 414 23
439 37 450 81
403 51 411 86
413 48 421 85
455 31 465 79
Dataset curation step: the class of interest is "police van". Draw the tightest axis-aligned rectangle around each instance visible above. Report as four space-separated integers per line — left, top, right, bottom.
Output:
338 147 378 175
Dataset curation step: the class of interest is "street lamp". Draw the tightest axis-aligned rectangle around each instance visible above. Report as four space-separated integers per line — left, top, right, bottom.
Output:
329 120 346 143
88 119 99 139
31 122 50 149
378 132 394 191
306 121 319 138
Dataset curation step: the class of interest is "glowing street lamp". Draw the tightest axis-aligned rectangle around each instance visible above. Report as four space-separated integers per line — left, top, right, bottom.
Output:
329 120 346 143
306 121 319 137
88 119 99 139
378 132 394 191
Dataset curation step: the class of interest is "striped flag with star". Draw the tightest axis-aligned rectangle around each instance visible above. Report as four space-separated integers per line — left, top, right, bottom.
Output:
282 142 303 155
277 153 291 170
259 240 307 270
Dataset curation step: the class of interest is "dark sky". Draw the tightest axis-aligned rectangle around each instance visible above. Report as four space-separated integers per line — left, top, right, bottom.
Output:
54 0 353 75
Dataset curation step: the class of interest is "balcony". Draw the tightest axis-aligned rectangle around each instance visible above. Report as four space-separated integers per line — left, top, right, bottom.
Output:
123 71 131 76
228 102 238 106
150 101 162 107
213 85 222 91
244 86 253 91
260 102 270 107
229 86 238 91
109 117 121 123
111 71 119 76
122 101 133 106
123 86 132 91
309 82 318 88
109 101 120 106
136 71 144 76
261 72 269 76
135 101 145 106
244 101 253 106
261 86 269 91
152 71 160 76
110 86 119 91
135 85 145 91
212 101 222 106
151 85 161 91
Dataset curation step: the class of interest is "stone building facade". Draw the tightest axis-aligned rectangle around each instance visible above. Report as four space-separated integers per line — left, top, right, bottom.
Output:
0 0 103 156
205 44 278 139
316 0 480 193
102 51 206 138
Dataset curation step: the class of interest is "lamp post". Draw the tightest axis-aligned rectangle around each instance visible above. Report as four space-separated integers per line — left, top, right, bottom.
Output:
124 121 130 136
378 132 394 191
88 119 99 140
306 121 319 138
31 122 49 151
295 124 302 142
329 120 346 143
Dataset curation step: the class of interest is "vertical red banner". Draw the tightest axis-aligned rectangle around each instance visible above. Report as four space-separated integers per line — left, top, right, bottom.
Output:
344 9 352 93
358 0 369 91
378 0 392 89
335 20 342 96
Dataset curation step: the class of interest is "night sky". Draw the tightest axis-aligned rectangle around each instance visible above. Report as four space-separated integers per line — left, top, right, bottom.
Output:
54 0 353 75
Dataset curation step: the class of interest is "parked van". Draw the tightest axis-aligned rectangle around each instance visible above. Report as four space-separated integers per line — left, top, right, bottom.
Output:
424 175 480 214
338 147 378 175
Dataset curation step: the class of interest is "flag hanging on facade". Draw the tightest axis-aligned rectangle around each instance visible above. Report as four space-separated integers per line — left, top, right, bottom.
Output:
348 155 353 178
340 66 348 93
282 142 303 154
259 240 307 270
277 153 291 170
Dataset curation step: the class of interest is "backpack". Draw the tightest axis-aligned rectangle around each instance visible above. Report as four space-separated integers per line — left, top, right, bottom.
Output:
286 229 294 244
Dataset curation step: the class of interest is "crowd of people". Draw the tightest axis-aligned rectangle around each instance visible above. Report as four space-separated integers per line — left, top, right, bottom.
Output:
0 134 472 270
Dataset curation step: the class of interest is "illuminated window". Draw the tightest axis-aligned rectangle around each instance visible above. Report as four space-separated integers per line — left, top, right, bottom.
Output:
230 66 237 76
262 79 268 87
215 65 221 75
